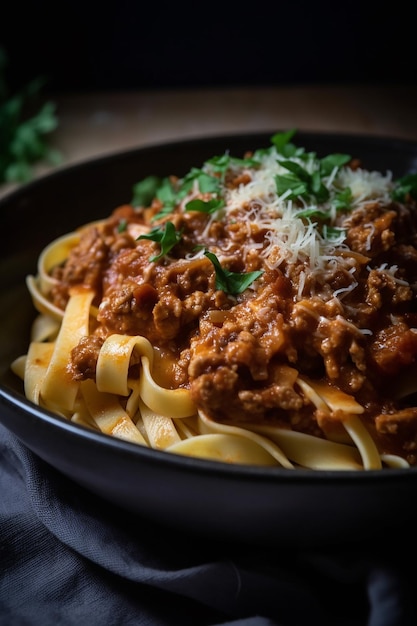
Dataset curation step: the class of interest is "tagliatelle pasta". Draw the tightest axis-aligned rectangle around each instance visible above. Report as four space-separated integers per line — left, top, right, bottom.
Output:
11 130 417 470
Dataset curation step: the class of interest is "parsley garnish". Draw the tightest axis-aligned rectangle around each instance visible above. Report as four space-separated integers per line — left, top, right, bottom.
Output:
322 225 347 242
182 168 225 213
392 173 417 202
333 187 353 211
133 167 227 221
204 250 263 295
295 208 328 220
276 160 329 202
205 153 259 176
181 167 221 194
117 218 128 233
185 197 225 214
154 178 178 219
132 175 162 207
320 153 352 176
276 152 351 204
270 129 300 158
137 221 182 262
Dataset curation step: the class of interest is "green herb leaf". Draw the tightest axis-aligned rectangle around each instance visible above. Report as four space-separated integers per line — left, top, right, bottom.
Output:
295 207 328 220
319 153 351 176
275 174 308 199
149 178 179 220
392 173 417 202
185 197 225 214
333 187 353 211
204 250 263 295
117 218 128 233
156 178 177 207
132 175 162 207
270 129 299 157
181 168 221 195
276 159 330 202
322 225 347 243
279 159 310 182
137 221 182 262
205 153 258 176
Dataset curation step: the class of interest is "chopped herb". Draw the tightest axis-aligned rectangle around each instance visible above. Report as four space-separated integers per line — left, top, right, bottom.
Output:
270 129 300 158
205 153 259 176
185 197 225 214
276 160 330 202
333 187 353 211
320 153 351 176
137 221 182 262
322 225 347 243
117 218 128 233
133 167 226 220
275 148 351 204
392 173 417 202
275 174 308 199
181 168 221 194
295 208 329 220
179 167 227 214
132 175 162 207
155 178 178 215
204 250 263 295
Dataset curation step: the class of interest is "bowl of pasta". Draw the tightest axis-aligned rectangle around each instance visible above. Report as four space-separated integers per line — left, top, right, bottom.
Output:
1 129 417 547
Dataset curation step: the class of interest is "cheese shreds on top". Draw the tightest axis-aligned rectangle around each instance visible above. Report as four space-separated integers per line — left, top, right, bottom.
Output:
196 144 396 299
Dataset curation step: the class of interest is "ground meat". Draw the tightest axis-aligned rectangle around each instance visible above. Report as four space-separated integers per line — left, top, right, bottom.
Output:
375 408 417 465
48 173 417 464
368 323 417 375
70 335 104 380
343 202 396 257
51 227 109 309
365 268 412 310
190 361 304 424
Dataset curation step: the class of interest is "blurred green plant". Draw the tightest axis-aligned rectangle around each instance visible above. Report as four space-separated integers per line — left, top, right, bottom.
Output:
0 48 62 185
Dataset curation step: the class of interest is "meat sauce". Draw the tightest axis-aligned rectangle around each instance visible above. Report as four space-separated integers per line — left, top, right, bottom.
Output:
49 143 417 465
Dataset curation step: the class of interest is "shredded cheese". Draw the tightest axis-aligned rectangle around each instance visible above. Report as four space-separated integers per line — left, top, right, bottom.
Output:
193 147 396 302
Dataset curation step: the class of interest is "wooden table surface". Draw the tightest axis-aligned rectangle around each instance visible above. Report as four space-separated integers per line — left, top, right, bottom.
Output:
1 84 417 198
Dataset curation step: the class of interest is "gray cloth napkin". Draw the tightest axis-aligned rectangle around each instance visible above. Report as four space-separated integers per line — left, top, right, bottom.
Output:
0 423 415 626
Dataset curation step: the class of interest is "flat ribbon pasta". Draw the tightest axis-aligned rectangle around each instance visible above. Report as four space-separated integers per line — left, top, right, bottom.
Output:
96 334 196 418
197 411 294 468
80 379 147 445
168 433 282 466
23 342 55 406
136 397 182 449
37 231 81 295
26 275 65 321
297 376 385 470
40 289 95 413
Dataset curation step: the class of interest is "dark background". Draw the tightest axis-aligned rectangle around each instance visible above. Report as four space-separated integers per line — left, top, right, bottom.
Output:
1 1 416 95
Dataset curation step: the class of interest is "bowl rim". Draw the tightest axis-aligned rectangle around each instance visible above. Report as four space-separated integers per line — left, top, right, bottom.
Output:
2 127 417 208
2 128 417 484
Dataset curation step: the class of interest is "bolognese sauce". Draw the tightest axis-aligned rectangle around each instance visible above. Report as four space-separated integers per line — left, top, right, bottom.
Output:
15 131 417 469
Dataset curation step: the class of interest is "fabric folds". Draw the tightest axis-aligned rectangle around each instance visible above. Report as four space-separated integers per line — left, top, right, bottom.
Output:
0 423 416 626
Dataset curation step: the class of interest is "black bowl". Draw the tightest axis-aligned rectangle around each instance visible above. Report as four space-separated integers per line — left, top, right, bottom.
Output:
2 131 417 548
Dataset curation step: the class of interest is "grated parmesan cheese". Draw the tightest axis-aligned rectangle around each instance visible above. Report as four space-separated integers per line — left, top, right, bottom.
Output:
194 145 398 301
